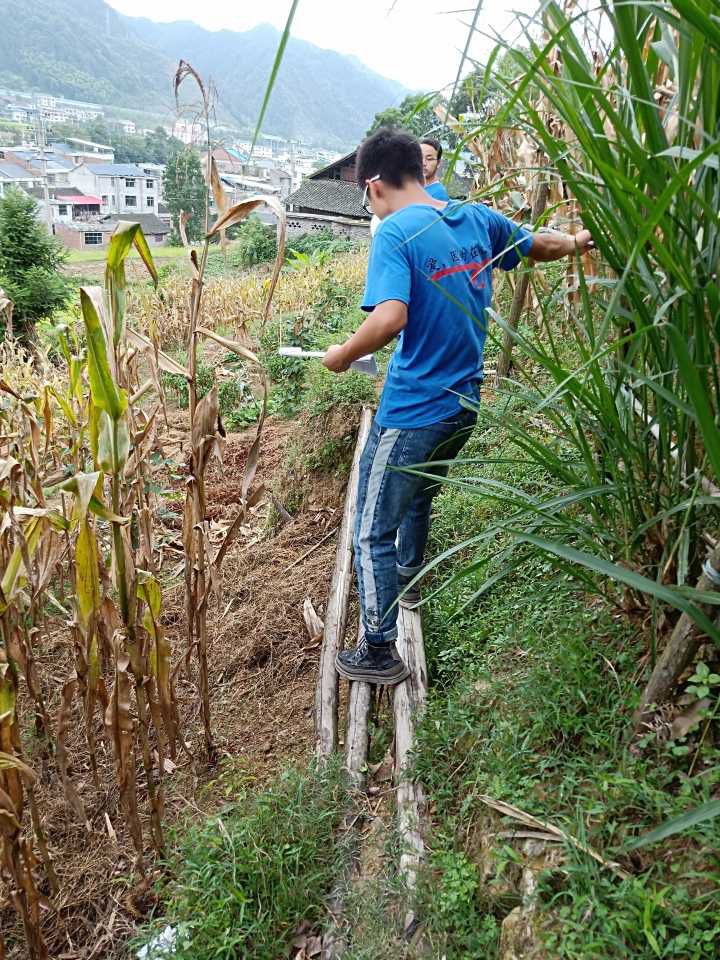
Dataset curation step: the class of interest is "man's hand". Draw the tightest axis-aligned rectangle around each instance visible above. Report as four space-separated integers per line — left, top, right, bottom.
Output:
574 229 595 254
530 228 596 262
323 344 350 373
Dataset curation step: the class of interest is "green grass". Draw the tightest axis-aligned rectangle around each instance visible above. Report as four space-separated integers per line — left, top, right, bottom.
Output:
400 395 720 960
134 760 348 960
66 244 186 263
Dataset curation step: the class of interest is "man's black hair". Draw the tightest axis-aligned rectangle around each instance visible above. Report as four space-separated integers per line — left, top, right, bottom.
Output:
356 127 423 189
421 137 443 162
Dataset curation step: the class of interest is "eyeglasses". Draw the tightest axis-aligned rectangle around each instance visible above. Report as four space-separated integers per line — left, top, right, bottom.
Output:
362 174 380 214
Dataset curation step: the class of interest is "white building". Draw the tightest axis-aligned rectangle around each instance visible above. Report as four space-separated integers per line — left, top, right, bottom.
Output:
51 138 114 164
72 163 158 216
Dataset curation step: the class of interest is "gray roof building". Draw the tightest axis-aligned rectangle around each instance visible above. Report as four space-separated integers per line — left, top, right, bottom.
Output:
285 179 369 221
0 161 37 179
85 163 147 177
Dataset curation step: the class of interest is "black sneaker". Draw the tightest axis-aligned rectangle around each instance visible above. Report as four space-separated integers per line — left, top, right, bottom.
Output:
336 637 410 685
398 580 421 610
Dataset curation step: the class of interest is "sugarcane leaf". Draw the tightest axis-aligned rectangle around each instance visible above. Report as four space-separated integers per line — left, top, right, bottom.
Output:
624 800 720 851
250 0 300 155
513 533 720 645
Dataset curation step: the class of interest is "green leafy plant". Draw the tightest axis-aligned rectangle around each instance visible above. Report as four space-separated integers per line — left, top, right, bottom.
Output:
0 189 71 334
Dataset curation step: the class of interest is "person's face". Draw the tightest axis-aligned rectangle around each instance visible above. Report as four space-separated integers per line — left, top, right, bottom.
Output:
421 143 439 182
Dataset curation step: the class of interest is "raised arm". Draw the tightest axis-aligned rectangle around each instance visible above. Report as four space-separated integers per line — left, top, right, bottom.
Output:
529 228 595 262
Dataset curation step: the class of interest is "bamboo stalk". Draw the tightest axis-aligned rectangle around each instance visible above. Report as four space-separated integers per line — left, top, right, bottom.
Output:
315 407 373 756
393 606 428 928
497 177 550 380
345 618 372 790
633 544 720 731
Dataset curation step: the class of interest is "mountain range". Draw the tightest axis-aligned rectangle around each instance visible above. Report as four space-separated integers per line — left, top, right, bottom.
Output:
0 0 407 146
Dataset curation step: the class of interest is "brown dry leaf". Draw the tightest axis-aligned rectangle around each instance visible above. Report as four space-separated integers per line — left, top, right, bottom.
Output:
196 326 260 365
671 698 712 740
478 794 629 879
55 672 89 827
303 598 324 642
178 210 191 249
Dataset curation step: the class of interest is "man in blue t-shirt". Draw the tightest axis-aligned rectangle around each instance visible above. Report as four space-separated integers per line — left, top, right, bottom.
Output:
421 137 450 201
323 128 594 685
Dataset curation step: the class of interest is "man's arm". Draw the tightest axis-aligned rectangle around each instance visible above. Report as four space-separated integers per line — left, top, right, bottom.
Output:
323 300 407 373
529 227 594 262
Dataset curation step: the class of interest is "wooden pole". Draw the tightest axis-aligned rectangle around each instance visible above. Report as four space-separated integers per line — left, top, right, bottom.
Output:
315 407 373 756
393 606 428 928
496 177 550 381
345 683 372 789
633 544 720 731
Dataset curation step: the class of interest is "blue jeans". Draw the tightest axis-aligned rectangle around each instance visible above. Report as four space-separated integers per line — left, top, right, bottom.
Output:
353 407 477 647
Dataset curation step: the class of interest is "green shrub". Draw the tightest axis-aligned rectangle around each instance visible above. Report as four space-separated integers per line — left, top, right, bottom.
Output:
0 189 71 334
228 216 277 268
162 356 213 408
287 228 355 260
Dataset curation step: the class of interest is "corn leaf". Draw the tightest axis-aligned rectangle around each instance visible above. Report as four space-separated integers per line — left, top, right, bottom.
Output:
80 288 127 422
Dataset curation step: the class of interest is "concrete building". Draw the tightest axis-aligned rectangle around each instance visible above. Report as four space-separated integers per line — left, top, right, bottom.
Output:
71 163 158 216
51 138 114 164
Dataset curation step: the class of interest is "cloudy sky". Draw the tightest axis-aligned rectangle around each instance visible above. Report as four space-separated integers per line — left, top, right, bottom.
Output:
106 0 539 91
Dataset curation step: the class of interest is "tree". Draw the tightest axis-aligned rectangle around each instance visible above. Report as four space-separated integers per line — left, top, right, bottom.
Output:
162 149 208 243
0 189 70 334
367 92 442 139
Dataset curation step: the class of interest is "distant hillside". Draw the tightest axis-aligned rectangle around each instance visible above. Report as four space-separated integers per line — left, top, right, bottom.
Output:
0 0 174 107
0 0 406 146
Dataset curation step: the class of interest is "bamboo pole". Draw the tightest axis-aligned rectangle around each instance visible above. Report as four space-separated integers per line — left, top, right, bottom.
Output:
634 544 720 731
345 676 372 790
315 407 373 756
497 177 550 380
393 606 428 927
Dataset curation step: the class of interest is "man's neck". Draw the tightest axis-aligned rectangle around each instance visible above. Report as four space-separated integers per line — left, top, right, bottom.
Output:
385 181 445 214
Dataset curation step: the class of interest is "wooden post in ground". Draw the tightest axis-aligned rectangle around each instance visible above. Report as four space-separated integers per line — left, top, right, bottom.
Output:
634 544 720 731
315 407 373 756
497 178 550 381
393 605 428 927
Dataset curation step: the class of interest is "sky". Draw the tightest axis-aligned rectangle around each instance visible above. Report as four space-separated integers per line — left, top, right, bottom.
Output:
106 0 539 92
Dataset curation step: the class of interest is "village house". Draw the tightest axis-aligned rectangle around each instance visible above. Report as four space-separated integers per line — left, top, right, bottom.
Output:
51 138 114 165
54 212 171 251
284 150 370 239
0 161 43 197
71 162 159 216
2 149 75 186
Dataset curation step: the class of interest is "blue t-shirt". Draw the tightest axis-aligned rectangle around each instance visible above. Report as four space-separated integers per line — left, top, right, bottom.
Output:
363 201 533 428
425 180 450 201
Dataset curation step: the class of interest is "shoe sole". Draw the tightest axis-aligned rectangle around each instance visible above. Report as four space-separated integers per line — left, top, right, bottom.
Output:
335 659 411 685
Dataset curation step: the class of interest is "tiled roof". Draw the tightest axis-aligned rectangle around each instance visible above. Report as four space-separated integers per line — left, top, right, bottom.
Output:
101 213 170 234
285 178 369 220
86 163 147 177
0 162 36 179
60 213 171 234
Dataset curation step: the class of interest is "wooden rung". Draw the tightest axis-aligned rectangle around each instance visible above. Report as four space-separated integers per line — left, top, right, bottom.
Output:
393 605 428 912
315 406 373 757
